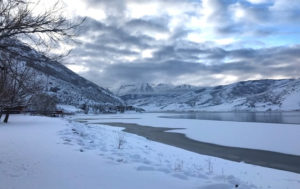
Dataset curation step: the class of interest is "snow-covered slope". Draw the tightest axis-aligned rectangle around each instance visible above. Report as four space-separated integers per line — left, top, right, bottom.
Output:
119 79 300 111
15 44 124 107
29 59 124 107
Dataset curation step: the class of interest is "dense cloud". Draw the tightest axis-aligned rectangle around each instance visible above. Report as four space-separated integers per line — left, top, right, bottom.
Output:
63 0 300 89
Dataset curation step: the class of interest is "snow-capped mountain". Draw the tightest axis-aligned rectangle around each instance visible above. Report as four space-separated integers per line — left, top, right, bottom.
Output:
116 83 155 96
118 79 300 112
116 83 197 96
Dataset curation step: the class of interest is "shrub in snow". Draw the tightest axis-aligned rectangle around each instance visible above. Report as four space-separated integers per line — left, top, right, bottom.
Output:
206 158 213 174
29 93 57 115
116 132 126 149
174 160 184 172
79 103 89 114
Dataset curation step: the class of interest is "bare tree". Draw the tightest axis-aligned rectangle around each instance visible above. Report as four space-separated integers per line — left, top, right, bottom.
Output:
0 0 83 55
0 53 42 123
0 0 83 123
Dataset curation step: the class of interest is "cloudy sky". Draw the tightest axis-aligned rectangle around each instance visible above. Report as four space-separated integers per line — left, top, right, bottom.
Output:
57 0 300 88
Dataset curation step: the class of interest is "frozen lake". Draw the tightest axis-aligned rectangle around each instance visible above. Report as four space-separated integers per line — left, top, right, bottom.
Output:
74 112 300 156
161 111 300 124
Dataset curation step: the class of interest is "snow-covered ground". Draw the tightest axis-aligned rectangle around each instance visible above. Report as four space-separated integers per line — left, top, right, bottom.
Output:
0 114 300 189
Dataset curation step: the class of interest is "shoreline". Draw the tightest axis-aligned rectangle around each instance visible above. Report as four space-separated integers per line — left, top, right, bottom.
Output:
94 122 300 174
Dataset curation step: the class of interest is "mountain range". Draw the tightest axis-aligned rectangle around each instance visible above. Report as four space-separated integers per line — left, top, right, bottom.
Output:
116 79 300 112
115 83 197 96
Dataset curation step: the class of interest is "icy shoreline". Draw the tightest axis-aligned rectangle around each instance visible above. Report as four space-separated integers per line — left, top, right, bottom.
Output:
73 113 300 156
91 121 300 174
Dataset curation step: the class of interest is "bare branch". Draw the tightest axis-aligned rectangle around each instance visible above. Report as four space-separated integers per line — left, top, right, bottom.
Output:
0 0 83 123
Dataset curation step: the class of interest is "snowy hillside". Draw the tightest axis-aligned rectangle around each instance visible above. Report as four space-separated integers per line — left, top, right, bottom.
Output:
29 59 123 107
17 45 124 107
118 79 300 111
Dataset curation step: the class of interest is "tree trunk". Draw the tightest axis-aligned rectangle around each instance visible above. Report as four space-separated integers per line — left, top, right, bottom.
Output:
3 111 9 123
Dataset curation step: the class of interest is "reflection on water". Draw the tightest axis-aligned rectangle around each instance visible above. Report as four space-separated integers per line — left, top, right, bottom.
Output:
163 112 300 124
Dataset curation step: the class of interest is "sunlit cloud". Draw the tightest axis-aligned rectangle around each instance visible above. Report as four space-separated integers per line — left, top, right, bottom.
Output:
66 65 89 73
29 0 300 88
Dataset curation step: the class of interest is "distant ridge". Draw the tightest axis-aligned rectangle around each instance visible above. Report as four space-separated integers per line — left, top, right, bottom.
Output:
116 79 300 111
